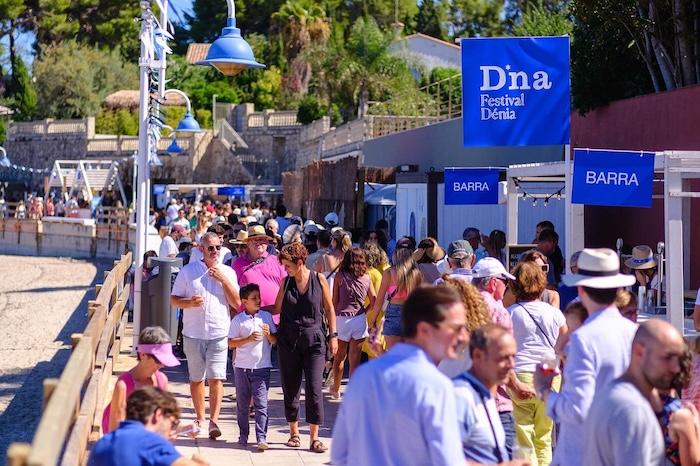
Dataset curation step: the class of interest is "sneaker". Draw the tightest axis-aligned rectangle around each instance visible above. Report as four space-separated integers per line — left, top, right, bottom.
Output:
208 420 222 440
238 437 248 447
256 441 269 451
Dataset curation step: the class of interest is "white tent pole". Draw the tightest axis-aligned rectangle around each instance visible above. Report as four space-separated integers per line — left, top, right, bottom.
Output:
506 172 518 245
664 152 685 335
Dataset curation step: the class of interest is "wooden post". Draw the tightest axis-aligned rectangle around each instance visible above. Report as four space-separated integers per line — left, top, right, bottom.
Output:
6 443 31 466
87 300 99 319
71 333 83 350
43 379 59 411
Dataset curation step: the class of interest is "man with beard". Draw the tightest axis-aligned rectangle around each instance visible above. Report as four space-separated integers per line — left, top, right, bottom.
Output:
584 320 683 466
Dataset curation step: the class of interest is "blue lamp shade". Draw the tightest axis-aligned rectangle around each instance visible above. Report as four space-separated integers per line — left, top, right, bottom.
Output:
166 139 183 155
176 112 202 133
196 19 265 76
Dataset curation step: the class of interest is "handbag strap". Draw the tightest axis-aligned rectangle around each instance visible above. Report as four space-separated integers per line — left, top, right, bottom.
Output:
463 376 504 464
517 302 555 350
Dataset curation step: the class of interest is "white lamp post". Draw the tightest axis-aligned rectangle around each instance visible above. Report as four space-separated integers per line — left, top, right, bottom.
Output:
132 0 264 345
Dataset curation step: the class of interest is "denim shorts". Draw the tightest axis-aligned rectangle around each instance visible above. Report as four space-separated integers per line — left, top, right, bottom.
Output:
383 303 403 337
183 335 228 381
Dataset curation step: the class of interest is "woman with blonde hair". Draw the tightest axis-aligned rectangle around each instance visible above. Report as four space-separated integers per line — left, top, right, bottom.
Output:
194 211 211 242
362 242 389 358
507 261 568 466
368 236 422 349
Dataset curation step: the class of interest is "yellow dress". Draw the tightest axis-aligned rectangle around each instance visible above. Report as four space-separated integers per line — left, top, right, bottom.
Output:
363 264 389 358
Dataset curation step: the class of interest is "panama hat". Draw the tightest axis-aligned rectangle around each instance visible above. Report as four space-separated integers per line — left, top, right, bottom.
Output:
243 224 274 242
283 224 304 244
562 248 636 289
413 237 446 262
624 245 657 270
228 230 248 246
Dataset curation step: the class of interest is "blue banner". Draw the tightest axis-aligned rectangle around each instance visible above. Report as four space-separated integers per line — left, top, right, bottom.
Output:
461 36 570 147
572 149 655 208
217 186 245 197
444 168 500 205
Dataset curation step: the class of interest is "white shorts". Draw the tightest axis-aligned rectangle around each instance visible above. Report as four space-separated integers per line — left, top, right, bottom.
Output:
337 314 369 342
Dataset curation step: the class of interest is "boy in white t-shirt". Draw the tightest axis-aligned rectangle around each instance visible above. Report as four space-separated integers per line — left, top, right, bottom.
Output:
228 283 277 451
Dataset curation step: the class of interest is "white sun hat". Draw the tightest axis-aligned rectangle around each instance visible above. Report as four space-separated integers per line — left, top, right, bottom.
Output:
562 248 636 289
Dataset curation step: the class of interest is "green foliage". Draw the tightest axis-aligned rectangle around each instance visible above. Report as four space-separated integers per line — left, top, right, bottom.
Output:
163 106 187 130
448 0 505 37
415 0 447 40
511 3 572 36
95 108 138 135
6 55 36 121
33 41 138 119
195 108 212 129
296 94 325 124
0 119 6 144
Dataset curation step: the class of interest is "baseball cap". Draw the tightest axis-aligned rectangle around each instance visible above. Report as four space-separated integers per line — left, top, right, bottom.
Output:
137 343 180 367
447 240 473 259
472 257 515 280
324 212 339 226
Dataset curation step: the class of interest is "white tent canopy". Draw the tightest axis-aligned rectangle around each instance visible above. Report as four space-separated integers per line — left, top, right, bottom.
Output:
506 151 700 336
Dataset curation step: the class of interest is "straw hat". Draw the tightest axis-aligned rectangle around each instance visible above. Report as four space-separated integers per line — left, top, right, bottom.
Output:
413 237 446 262
562 248 636 289
228 230 248 246
624 245 657 270
243 224 274 242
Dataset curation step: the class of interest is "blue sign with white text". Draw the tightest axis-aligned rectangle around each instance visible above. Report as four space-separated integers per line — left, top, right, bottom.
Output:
572 149 655 208
217 186 246 197
444 168 500 205
461 36 570 147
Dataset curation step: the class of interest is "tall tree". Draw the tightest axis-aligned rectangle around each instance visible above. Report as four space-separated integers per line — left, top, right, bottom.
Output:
448 0 505 38
415 0 447 40
511 2 572 36
6 55 36 120
272 0 330 99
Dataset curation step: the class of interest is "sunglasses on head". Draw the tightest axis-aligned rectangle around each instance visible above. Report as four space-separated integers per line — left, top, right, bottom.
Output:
541 264 550 273
207 245 222 252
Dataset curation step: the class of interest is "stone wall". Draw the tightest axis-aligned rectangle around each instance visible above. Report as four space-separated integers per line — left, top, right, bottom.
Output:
192 138 252 184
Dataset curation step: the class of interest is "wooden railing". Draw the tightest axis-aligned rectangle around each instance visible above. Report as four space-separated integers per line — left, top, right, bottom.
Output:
6 252 132 466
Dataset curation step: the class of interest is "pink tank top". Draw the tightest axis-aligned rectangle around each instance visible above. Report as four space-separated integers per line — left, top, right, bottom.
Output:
101 370 167 433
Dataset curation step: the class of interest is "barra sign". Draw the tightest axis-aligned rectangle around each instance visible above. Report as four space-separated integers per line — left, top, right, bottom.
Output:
572 149 655 208
461 36 570 147
444 168 500 205
217 186 245 197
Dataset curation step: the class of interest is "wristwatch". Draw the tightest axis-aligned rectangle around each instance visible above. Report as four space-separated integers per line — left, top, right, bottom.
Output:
330 331 338 338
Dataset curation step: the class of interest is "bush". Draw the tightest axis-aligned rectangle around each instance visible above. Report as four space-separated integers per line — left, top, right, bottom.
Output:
297 95 325 124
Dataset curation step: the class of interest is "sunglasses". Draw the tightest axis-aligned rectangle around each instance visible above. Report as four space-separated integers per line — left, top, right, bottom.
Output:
207 245 222 252
541 264 550 273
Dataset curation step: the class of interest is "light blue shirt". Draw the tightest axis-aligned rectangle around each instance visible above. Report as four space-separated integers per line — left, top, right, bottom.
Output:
546 306 638 466
454 372 508 464
331 343 465 466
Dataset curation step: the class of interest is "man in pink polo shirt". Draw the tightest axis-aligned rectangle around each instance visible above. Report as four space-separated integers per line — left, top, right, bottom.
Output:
232 225 286 322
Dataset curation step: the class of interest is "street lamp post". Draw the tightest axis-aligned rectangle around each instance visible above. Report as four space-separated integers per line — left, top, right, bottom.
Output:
132 0 264 346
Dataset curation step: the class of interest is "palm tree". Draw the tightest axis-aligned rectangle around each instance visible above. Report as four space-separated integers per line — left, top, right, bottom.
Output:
272 0 330 98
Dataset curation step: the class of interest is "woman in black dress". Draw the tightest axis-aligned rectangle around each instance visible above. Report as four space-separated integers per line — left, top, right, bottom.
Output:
273 242 338 453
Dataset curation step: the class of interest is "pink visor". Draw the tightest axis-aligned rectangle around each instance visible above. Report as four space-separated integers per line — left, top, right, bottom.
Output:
137 343 180 367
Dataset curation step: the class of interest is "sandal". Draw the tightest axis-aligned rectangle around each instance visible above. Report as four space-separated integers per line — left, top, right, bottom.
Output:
310 439 328 453
286 434 301 448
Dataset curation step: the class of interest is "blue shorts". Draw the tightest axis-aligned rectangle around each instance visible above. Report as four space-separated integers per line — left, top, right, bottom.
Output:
383 303 403 337
183 336 228 381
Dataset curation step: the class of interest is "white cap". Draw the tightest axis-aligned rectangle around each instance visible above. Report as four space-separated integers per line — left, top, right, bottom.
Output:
324 212 339 226
472 257 515 280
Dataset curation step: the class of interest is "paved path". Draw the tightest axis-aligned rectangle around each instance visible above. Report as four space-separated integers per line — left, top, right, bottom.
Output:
0 255 109 458
116 328 340 466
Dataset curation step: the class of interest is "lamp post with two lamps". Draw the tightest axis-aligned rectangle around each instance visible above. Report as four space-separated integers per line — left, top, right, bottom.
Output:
132 0 264 341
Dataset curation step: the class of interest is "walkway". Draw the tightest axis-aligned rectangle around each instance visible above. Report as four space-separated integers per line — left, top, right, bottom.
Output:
0 255 109 458
115 328 339 466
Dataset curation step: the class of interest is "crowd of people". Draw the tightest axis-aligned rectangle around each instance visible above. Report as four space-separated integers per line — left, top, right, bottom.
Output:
88 196 700 466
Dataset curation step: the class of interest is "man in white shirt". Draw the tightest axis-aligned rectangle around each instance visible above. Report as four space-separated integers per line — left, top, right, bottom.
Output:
159 224 185 258
534 248 637 466
453 324 528 465
171 232 241 440
166 198 180 225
